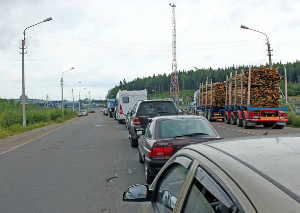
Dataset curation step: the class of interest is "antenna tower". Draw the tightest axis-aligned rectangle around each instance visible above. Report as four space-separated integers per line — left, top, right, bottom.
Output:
169 3 179 102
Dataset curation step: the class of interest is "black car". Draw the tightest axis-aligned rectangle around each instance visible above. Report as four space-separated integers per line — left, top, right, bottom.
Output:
128 100 179 147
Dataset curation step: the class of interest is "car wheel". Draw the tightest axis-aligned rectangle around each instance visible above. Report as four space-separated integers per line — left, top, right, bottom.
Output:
138 151 143 163
243 116 249 129
131 136 138 147
144 162 154 184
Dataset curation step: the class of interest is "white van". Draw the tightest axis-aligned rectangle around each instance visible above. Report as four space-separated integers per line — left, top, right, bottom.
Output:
115 89 147 123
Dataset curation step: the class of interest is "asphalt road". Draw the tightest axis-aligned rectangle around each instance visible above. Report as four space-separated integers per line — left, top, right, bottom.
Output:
0 111 298 213
0 111 144 213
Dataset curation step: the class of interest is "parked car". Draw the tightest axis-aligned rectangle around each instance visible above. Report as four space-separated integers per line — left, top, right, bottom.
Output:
128 100 179 147
138 115 221 183
91 109 96 113
123 134 300 212
79 109 88 117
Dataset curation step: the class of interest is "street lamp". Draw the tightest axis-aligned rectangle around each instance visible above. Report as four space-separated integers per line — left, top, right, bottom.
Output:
21 17 52 126
72 82 81 113
79 88 86 111
61 67 75 118
240 25 273 69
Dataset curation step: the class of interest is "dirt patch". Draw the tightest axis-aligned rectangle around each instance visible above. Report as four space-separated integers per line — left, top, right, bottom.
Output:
0 117 81 154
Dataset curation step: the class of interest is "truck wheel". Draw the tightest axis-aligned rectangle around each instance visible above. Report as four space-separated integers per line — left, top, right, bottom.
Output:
204 110 208 119
131 135 138 147
230 114 236 125
276 125 284 129
243 116 249 129
237 114 243 127
224 114 230 124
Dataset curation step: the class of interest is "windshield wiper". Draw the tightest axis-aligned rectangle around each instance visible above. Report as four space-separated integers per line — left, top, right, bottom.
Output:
174 133 209 138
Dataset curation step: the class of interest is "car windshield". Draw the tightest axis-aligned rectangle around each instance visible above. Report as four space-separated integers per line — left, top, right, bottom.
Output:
159 119 217 139
79 110 85 112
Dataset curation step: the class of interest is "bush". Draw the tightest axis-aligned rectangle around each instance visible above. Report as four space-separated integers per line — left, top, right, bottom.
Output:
287 113 300 127
26 110 50 124
50 109 63 120
1 110 22 127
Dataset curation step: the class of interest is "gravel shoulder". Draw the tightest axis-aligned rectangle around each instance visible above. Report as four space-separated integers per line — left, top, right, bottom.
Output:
0 117 81 154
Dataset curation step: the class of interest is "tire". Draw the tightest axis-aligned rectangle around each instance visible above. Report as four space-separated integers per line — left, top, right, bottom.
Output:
243 116 249 129
131 135 138 147
276 125 284 129
230 114 236 125
204 110 208 119
138 151 143 163
237 114 243 127
144 162 154 184
118 119 122 124
224 114 230 124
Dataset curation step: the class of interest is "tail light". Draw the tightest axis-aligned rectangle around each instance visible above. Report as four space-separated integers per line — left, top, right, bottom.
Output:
133 116 141 125
150 147 173 156
250 112 260 119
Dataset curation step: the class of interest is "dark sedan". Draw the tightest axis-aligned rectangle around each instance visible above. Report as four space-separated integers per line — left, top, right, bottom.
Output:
138 115 221 184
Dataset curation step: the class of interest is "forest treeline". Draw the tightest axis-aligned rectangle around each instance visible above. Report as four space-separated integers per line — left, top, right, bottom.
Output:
107 61 300 98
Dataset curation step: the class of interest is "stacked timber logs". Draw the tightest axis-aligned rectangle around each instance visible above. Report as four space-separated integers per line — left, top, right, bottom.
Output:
200 82 226 108
201 68 282 109
229 68 282 108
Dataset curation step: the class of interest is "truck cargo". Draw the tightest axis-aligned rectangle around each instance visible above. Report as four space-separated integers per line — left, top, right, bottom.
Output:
197 79 226 121
197 67 288 129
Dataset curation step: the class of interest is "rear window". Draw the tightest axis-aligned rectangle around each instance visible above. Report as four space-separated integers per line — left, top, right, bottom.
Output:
159 118 218 139
137 101 178 116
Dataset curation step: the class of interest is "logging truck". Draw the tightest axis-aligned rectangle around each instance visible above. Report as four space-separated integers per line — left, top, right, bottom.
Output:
224 67 288 129
198 79 226 121
198 67 289 129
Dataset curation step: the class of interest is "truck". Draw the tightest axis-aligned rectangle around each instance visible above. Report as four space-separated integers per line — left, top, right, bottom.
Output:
223 67 288 129
114 89 147 123
197 79 226 121
196 67 289 129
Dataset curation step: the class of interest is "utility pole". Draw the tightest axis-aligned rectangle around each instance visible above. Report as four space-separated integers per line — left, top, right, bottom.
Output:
20 39 27 126
169 3 179 103
20 17 52 126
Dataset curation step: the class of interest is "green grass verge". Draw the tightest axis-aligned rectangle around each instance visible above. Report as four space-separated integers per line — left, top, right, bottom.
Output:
0 115 77 140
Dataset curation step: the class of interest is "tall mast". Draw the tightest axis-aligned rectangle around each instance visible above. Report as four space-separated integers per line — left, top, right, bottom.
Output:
169 3 179 102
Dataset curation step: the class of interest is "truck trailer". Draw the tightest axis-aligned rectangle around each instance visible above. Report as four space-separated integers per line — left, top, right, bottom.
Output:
224 67 288 129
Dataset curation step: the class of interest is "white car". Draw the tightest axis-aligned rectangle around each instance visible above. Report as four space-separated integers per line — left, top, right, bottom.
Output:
79 109 88 117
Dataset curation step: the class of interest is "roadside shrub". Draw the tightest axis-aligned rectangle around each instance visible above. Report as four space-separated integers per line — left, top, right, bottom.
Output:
50 109 63 120
287 114 300 127
1 110 22 127
26 110 50 124
9 123 27 133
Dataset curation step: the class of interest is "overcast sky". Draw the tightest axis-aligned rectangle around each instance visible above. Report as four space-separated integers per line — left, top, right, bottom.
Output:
1 0 300 101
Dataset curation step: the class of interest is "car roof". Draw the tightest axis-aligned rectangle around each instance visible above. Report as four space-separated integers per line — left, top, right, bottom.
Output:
184 134 300 209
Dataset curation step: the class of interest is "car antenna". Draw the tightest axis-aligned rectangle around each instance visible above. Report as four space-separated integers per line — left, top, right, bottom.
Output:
263 122 279 135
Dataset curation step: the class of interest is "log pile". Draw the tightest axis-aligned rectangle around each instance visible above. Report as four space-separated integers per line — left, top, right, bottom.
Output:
201 68 282 109
229 68 282 108
200 82 226 108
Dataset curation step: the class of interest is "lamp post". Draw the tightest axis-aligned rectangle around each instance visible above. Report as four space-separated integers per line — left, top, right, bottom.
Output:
61 67 75 118
72 82 81 113
21 17 52 126
79 88 86 111
240 25 273 69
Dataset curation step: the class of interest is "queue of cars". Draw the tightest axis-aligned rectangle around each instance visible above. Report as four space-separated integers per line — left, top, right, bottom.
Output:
101 99 300 212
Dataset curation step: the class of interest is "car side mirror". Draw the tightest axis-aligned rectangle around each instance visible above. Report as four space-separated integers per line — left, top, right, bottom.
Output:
123 184 152 202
